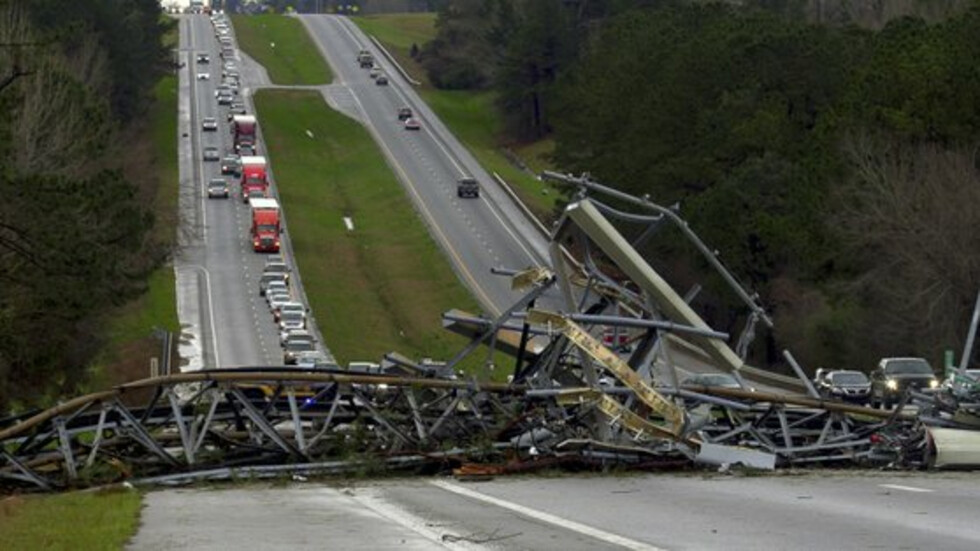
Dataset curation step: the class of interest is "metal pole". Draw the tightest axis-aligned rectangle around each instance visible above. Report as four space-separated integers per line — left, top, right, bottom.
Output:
959 290 980 371
542 171 773 328
783 350 820 398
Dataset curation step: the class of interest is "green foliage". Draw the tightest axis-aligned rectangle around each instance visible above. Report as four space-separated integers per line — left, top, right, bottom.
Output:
0 1 171 410
28 0 171 121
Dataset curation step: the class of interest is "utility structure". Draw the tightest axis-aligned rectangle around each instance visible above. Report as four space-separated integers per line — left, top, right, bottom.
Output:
3 176 979 491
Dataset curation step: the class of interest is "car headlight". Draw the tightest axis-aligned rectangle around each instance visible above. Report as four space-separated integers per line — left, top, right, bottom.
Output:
886 379 898 390
929 379 939 389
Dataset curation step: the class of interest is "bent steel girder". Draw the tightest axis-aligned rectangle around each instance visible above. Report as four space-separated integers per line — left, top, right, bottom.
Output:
0 370 524 491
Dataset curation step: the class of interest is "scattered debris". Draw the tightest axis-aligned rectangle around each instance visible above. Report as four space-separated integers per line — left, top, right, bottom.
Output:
2 178 979 492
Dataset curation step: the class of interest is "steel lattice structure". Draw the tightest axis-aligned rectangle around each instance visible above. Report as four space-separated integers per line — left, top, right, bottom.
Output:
3 176 977 492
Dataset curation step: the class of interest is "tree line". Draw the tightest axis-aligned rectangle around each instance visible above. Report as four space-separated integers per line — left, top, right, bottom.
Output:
0 0 170 409
421 0 980 371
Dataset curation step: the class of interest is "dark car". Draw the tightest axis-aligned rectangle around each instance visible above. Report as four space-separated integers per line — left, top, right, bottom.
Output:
869 357 939 409
258 273 287 297
207 178 229 199
397 107 412 121
238 144 256 157
814 369 870 404
457 177 479 198
226 102 247 120
220 155 241 176
375 74 389 86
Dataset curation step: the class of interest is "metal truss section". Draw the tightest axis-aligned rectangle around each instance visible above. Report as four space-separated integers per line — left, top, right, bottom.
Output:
4 179 980 491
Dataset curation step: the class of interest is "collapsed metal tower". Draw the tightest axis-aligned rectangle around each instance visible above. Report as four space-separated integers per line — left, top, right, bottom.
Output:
3 175 979 491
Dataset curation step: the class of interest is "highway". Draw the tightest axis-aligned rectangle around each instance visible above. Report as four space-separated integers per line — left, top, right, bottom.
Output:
133 472 980 550
139 14 963 551
175 15 327 368
299 15 557 316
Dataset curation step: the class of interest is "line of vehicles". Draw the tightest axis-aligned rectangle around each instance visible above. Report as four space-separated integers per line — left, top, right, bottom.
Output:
356 49 480 199
199 12 326 367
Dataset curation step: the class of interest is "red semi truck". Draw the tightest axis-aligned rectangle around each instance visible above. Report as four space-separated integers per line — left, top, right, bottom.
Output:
239 155 268 203
231 115 257 153
249 197 281 252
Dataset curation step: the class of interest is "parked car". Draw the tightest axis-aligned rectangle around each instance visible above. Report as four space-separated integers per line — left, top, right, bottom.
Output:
207 178 229 199
277 302 305 319
258 273 287 296
263 262 290 285
278 311 306 335
813 369 871 404
404 117 421 131
221 155 241 176
268 293 293 314
295 351 331 369
264 280 289 301
869 357 939 409
283 339 316 365
281 327 314 347
201 117 218 131
397 107 413 121
202 146 220 161
214 84 234 98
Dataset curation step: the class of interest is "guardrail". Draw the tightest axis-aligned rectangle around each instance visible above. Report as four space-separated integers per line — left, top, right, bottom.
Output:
369 35 421 86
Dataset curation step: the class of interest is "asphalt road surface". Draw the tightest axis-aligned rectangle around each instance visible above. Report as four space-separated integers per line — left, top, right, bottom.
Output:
131 472 980 550
175 15 330 369
299 15 557 316
133 14 914 551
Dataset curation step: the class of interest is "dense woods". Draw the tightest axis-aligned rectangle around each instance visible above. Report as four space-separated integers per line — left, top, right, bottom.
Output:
0 0 169 409
422 0 980 371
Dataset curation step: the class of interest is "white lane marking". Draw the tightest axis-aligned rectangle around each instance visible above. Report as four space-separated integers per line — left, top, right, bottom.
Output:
879 484 934 493
332 16 541 267
339 488 477 551
430 480 666 551
200 265 222 367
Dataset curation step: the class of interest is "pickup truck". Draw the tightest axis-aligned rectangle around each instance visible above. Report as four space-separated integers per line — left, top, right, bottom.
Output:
457 177 480 198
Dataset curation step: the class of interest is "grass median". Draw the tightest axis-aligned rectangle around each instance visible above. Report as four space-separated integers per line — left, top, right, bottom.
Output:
352 14 561 220
0 490 141 550
254 89 488 369
232 15 332 85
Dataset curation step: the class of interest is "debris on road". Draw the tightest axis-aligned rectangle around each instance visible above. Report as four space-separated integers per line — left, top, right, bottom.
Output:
3 178 980 492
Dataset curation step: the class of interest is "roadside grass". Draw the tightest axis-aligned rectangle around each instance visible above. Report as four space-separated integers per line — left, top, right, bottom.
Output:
231 15 332 85
0 490 142 550
352 14 563 221
254 90 493 372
